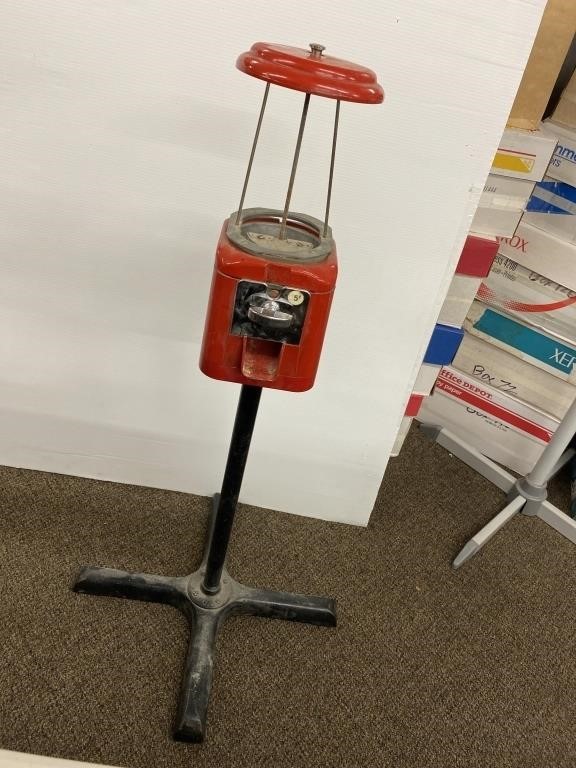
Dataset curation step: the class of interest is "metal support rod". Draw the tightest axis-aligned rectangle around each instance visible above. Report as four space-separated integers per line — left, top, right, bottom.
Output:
526 394 576 487
235 83 270 225
279 92 311 240
202 385 262 593
323 99 340 238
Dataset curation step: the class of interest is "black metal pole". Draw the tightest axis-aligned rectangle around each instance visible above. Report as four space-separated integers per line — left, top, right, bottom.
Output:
202 385 262 593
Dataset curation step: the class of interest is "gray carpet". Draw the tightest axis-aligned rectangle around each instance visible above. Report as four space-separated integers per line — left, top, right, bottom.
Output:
1 425 576 768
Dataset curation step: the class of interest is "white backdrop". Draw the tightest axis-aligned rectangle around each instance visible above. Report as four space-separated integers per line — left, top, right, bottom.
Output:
0 0 544 525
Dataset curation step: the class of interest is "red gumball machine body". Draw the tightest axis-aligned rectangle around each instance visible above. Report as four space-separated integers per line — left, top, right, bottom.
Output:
200 42 383 393
200 211 337 392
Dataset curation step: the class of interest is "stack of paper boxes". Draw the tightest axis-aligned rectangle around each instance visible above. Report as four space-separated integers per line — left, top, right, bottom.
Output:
392 2 576 466
410 124 576 475
393 127 558 457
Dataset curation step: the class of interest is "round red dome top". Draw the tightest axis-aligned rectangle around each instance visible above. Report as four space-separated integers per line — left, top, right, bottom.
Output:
236 42 384 104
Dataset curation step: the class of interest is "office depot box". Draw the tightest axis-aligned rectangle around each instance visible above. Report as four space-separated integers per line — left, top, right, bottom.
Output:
417 368 557 475
478 253 576 344
438 274 482 328
480 174 535 209
491 128 557 182
423 324 464 365
541 121 576 186
452 332 575 421
465 301 576 384
391 416 412 457
508 0 576 131
413 363 441 395
525 177 576 242
471 205 523 238
456 234 499 277
434 368 558 445
497 220 576 291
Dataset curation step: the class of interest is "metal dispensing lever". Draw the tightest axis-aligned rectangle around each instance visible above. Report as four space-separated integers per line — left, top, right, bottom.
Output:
247 293 294 328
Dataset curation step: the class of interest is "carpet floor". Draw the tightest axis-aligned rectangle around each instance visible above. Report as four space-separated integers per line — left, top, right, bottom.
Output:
1 426 576 768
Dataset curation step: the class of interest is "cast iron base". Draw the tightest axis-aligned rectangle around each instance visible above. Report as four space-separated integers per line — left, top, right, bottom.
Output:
73 495 336 743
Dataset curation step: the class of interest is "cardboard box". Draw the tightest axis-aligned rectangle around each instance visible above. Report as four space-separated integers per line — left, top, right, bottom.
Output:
491 128 557 182
480 174 535 208
497 219 576 291
541 120 576 186
456 234 499 277
423 324 464 365
391 416 412 457
465 301 576 383
438 274 482 328
471 205 523 238
552 96 576 131
417 368 557 475
508 0 576 130
478 253 576 344
413 363 441 395
452 331 575 420
551 48 576 130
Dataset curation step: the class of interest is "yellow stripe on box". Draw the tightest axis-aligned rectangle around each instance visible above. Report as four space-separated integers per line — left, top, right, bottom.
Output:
493 151 535 174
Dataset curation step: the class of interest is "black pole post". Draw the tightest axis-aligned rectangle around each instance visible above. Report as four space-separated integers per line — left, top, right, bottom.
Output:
202 384 262 593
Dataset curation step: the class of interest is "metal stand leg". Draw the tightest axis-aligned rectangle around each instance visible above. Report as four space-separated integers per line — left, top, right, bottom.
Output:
420 424 515 492
452 495 526 569
537 500 576 544
73 385 336 742
421 401 576 570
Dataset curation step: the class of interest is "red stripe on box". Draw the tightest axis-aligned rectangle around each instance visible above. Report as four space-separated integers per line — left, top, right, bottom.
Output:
405 394 424 417
477 282 576 313
497 148 536 158
435 377 552 442
456 235 499 277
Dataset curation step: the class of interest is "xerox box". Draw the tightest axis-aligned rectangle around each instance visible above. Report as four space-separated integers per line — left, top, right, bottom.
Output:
464 301 576 384
452 331 575 421
478 254 576 344
497 220 576 292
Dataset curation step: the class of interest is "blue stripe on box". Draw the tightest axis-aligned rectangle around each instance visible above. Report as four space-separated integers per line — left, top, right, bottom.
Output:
526 198 568 214
527 180 576 214
473 308 576 374
423 324 464 365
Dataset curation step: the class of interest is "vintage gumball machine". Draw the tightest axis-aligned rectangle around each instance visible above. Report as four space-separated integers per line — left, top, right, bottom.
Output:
74 42 383 743
201 41 383 391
